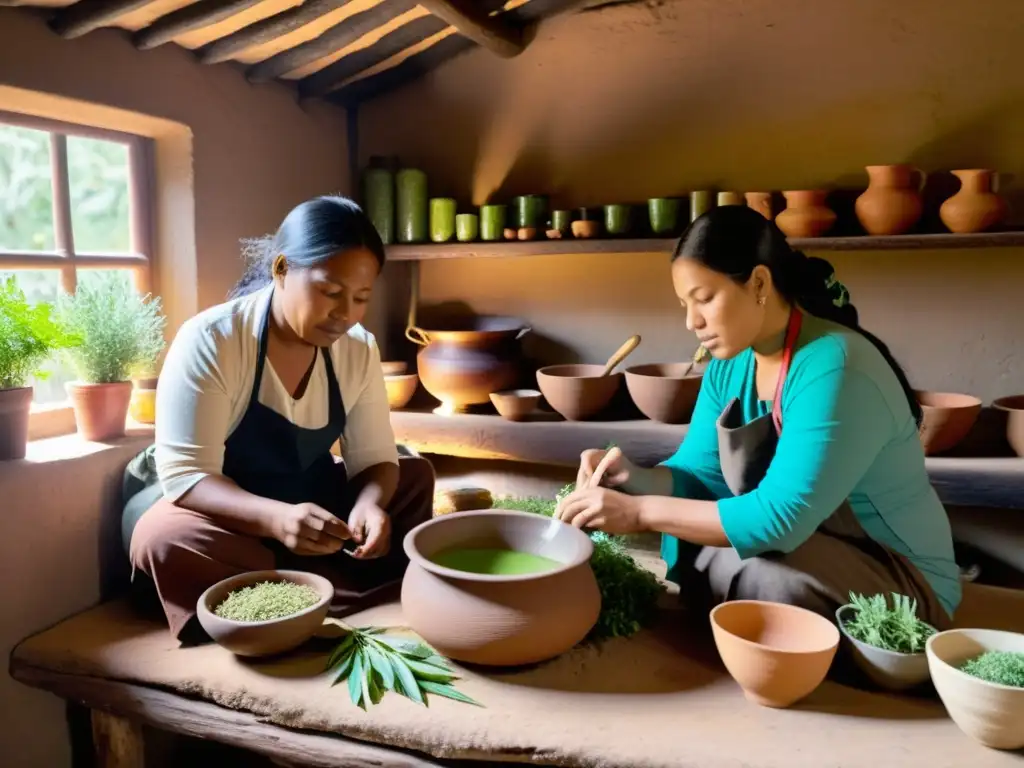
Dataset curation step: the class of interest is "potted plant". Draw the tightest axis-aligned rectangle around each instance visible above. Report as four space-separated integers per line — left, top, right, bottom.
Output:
836 591 938 691
57 273 166 441
0 277 79 460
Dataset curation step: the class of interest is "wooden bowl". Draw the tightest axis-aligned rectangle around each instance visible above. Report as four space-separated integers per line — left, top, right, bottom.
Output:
489 388 542 421
536 364 621 421
993 395 1024 457
384 373 419 410
196 570 332 657
624 363 703 423
916 391 982 455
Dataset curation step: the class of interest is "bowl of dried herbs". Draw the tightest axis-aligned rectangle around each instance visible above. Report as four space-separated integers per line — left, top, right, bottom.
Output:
927 628 1024 750
197 570 333 657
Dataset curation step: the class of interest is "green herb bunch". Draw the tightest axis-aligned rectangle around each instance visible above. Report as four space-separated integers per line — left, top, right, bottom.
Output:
495 484 664 642
842 591 937 654
57 272 166 383
327 627 481 709
214 581 321 623
0 276 79 389
959 650 1024 688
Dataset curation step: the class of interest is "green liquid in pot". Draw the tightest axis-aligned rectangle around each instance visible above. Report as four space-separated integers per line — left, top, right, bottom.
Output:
431 547 562 575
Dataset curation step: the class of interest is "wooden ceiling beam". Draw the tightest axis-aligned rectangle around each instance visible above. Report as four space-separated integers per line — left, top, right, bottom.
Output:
133 0 263 50
416 0 522 58
49 0 158 38
246 0 416 83
195 0 350 65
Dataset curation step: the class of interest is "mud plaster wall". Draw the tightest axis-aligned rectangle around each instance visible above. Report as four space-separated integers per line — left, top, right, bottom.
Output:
360 0 1024 403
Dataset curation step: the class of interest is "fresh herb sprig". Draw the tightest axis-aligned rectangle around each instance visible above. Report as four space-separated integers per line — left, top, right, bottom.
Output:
959 650 1024 688
842 591 937 654
326 626 482 709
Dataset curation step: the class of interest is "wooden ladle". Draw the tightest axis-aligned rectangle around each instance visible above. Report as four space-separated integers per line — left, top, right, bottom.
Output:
601 334 641 376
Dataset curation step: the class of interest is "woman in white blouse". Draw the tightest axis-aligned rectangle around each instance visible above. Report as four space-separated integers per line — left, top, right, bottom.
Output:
122 196 434 643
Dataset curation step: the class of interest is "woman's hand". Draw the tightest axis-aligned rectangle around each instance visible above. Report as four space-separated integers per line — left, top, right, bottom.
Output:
273 502 351 556
576 447 634 490
346 485 392 559
554 486 645 535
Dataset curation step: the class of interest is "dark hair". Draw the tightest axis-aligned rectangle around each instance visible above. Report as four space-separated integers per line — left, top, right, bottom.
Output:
672 205 922 426
230 195 386 299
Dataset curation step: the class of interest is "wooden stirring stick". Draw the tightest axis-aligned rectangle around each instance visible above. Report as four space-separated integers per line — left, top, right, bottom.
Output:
601 335 641 377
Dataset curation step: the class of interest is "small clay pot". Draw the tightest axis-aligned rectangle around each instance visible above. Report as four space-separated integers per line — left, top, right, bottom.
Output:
489 388 542 421
503 228 517 241
66 381 133 442
992 395 1024 457
855 165 926 236
745 192 773 219
624 363 702 424
775 191 836 238
571 220 600 239
710 600 839 708
940 169 1009 234
536 364 621 421
0 386 33 461
836 604 931 691
916 390 982 456
384 373 419 410
381 361 408 376
517 227 538 241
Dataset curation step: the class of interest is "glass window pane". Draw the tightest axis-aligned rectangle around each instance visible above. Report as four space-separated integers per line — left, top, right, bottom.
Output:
0 124 55 252
67 136 131 254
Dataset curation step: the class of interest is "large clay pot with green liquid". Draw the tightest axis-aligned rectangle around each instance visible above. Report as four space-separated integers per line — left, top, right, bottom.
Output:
396 169 428 243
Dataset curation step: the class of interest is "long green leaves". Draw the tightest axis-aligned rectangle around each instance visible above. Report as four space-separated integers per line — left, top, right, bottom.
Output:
842 591 937 654
327 627 482 710
0 276 80 389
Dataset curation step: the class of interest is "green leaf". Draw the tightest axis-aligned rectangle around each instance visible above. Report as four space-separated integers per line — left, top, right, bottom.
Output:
347 647 364 708
376 635 434 659
422 653 452 670
365 642 396 689
367 670 384 705
326 633 356 671
405 657 456 683
419 680 483 707
385 650 424 705
330 650 356 687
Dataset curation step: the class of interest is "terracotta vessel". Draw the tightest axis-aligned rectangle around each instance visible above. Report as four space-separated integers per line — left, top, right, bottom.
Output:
916 390 982 456
536 364 621 421
745 192 773 219
992 395 1024 456
572 220 600 239
926 628 1024 750
381 361 408 376
836 604 931 691
854 164 926 235
489 388 542 421
709 600 839 708
774 191 836 238
196 570 332 657
940 170 1008 234
401 509 601 666
0 386 33 461
384 373 419 410
624 364 703 424
410 317 530 413
66 381 133 441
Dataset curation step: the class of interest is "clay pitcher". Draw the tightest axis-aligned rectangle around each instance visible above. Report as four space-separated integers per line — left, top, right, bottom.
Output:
854 165 926 235
774 191 836 238
939 169 1008 234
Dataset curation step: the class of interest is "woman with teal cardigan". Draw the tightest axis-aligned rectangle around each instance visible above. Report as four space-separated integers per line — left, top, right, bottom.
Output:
557 205 960 628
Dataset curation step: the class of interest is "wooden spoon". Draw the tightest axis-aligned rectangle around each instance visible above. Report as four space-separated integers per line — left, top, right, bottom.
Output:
601 334 641 377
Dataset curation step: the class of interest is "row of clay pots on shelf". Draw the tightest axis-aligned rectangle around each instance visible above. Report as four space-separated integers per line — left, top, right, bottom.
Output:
918 391 1024 457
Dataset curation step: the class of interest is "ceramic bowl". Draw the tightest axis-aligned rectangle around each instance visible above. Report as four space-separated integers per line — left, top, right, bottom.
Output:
835 604 931 691
197 570 333 657
916 390 982 455
926 628 1024 750
384 373 419 410
624 363 703 424
992 395 1024 457
401 509 600 666
381 361 408 376
536 364 621 421
489 388 542 421
710 600 839 708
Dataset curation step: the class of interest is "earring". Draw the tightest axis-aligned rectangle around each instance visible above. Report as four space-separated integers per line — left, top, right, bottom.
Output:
757 295 766 306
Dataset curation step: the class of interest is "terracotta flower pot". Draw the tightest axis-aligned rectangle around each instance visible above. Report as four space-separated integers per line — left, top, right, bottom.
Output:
536 364 621 421
66 381 133 442
624 364 702 424
489 388 542 421
940 169 1009 234
992 395 1024 457
774 191 836 238
854 164 926 236
384 373 419 410
916 390 982 456
401 509 601 666
0 386 33 461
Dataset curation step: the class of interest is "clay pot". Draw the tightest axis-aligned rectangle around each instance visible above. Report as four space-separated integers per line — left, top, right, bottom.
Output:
940 170 1009 234
381 361 408 376
571 220 600 239
992 395 1024 456
0 386 33 461
536 364 621 421
916 390 982 456
401 509 601 666
854 165 926 235
774 191 836 238
489 388 541 421
384 373 419 410
836 604 931 691
66 381 133 442
926 628 1024 750
745 192 773 219
412 317 530 413
196 570 332 658
710 600 839 708
624 364 702 424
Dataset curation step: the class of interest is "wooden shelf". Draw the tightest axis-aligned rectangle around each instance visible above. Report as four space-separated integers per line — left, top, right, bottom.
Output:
385 230 1024 261
390 410 1024 510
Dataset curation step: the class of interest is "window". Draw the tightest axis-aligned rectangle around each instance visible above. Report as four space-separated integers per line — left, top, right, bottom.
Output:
0 110 153 406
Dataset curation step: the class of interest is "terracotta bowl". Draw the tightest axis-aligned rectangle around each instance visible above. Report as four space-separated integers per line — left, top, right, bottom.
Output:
401 509 601 666
384 373 419 410
489 388 542 421
709 600 839 708
381 361 408 376
926 628 1024 750
993 395 1024 457
916 390 982 455
836 604 931 691
536 364 621 421
196 570 333 657
624 363 703 423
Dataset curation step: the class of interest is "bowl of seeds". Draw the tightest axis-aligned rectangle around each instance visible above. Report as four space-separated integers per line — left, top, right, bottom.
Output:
197 570 333 657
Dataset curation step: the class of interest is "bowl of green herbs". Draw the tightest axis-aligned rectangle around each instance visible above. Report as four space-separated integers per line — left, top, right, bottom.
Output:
836 591 937 691
927 628 1024 750
197 570 333 657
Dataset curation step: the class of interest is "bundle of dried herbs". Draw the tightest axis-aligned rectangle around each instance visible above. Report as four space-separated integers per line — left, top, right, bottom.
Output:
959 651 1024 688
841 591 937 654
214 581 321 622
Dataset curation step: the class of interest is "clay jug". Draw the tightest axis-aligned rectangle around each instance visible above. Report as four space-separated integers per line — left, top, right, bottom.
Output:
854 165 926 235
939 169 1008 234
775 191 836 238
